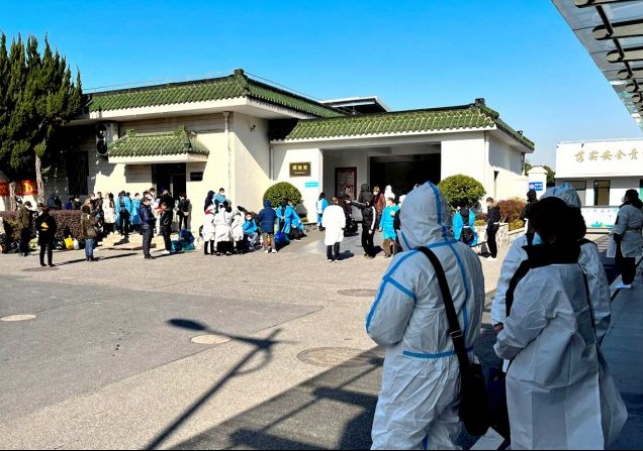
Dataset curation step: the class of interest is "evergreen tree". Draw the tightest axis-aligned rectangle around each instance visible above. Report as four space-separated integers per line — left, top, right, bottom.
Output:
0 34 83 208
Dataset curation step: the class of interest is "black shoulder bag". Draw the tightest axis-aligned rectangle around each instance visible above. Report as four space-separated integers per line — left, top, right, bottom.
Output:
417 247 491 437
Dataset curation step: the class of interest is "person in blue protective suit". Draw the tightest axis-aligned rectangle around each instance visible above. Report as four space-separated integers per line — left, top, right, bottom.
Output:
494 197 627 450
492 183 611 345
379 197 400 258
452 201 478 247
130 193 142 232
317 193 329 231
277 199 298 238
366 182 485 450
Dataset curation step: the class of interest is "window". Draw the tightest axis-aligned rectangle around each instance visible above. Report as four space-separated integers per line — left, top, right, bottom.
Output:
593 180 610 206
566 180 587 207
67 152 89 196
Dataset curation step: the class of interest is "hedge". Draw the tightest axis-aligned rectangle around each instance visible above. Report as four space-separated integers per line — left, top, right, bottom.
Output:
263 182 303 209
497 198 526 224
438 175 486 209
0 210 84 240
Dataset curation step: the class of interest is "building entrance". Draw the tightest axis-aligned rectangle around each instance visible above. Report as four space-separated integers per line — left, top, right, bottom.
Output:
153 164 187 204
370 154 441 196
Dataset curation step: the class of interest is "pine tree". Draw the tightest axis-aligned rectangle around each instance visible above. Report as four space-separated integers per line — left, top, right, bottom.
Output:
0 34 83 208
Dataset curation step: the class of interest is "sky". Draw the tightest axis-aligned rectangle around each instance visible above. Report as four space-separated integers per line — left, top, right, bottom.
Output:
2 0 642 168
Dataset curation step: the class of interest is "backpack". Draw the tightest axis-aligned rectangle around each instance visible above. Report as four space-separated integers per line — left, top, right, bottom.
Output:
460 210 475 245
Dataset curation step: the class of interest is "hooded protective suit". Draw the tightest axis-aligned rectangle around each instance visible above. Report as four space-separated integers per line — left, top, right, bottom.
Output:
494 242 627 450
613 203 643 258
366 182 485 450
384 185 396 201
492 184 611 344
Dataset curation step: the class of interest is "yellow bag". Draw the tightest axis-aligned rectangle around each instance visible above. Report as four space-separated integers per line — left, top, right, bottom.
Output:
64 237 74 250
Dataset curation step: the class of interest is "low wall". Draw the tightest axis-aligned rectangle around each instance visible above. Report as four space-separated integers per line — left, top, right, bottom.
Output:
472 223 524 254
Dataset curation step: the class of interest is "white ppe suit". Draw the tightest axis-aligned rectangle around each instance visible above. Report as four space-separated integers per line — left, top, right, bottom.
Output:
492 184 611 344
494 245 627 450
322 205 346 246
613 204 643 258
366 182 485 450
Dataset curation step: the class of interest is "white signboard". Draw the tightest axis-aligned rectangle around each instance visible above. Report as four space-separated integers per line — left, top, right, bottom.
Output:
581 206 619 229
557 140 643 178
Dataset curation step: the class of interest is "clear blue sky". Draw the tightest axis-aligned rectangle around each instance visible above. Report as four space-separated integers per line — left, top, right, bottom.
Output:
3 0 641 167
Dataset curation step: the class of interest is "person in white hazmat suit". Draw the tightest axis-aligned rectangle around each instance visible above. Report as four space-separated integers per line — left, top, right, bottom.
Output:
494 197 627 450
492 183 611 343
366 182 485 450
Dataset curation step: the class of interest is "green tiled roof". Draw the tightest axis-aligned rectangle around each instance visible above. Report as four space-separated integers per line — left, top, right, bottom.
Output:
108 128 209 158
269 104 535 150
87 69 343 118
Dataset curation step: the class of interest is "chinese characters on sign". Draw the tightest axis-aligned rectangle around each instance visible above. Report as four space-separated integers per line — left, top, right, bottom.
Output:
289 162 312 177
574 148 639 164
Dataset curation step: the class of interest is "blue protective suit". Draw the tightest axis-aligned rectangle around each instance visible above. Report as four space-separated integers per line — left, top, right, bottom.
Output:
452 208 478 247
379 205 400 240
366 182 485 450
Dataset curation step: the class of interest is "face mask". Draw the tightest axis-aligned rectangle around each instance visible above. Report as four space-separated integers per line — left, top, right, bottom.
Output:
532 233 543 245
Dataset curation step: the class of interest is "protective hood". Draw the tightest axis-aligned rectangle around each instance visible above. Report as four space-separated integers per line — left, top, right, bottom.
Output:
399 182 453 251
360 183 370 193
264 200 272 209
541 183 581 208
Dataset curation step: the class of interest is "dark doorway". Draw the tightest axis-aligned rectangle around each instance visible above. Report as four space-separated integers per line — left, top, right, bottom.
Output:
370 154 441 196
153 164 187 204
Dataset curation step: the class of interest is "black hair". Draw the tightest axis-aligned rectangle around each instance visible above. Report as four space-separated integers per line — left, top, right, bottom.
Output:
531 197 586 244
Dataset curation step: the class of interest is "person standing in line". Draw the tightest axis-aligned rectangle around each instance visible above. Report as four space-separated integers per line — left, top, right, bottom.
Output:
214 188 227 208
117 191 132 238
214 202 234 256
350 194 378 259
130 193 141 233
258 200 278 254
202 204 216 255
18 200 33 257
159 202 174 255
81 205 99 262
613 189 643 289
35 206 57 267
322 197 346 263
178 193 191 231
316 193 329 231
366 183 485 450
520 189 538 245
103 193 116 235
379 197 399 258
495 198 627 450
452 201 478 247
139 196 156 260
373 186 386 231
486 197 501 261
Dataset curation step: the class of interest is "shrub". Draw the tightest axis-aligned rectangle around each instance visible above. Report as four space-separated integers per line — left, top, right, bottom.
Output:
438 175 486 209
509 220 525 232
0 210 83 240
497 198 526 224
264 182 303 209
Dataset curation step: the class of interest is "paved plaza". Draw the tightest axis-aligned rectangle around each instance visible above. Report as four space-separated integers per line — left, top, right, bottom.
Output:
0 233 640 450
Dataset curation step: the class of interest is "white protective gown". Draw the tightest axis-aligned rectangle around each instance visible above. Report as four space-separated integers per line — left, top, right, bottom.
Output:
493 184 611 343
231 211 244 242
366 182 485 450
322 205 346 246
494 245 627 450
613 204 643 258
202 207 216 241
214 208 233 243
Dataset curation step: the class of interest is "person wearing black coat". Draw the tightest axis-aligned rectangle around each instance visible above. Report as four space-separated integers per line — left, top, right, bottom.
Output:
159 201 174 254
35 206 58 267
350 193 378 259
520 189 538 245
486 197 501 260
139 197 156 259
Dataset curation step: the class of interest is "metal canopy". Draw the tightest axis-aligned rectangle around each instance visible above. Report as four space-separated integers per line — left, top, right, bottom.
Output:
553 0 643 130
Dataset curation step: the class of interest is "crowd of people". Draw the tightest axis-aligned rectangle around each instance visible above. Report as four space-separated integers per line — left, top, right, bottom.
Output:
366 181 638 450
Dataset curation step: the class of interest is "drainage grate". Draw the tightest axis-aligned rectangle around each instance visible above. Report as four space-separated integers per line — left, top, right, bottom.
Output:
337 289 377 298
297 347 380 368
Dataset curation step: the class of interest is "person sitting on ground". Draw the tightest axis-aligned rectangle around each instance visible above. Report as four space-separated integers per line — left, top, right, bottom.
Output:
289 199 306 240
452 201 478 247
258 200 278 254
65 197 74 211
48 193 62 211
72 195 82 211
380 197 399 258
242 212 259 252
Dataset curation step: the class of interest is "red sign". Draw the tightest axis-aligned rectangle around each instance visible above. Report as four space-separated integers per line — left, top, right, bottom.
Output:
0 180 38 197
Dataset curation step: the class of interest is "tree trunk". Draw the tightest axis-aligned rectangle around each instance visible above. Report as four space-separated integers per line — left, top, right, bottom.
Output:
9 182 17 211
35 154 45 205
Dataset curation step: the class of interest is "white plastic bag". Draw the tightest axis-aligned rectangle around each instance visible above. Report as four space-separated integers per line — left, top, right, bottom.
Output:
73 239 80 250
606 235 617 259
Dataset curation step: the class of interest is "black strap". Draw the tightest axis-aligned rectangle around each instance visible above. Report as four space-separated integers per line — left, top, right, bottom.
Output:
417 247 471 371
505 260 531 317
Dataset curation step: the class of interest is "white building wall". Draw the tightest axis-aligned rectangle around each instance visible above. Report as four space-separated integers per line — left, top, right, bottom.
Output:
231 113 271 212
273 146 324 216
488 134 528 200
